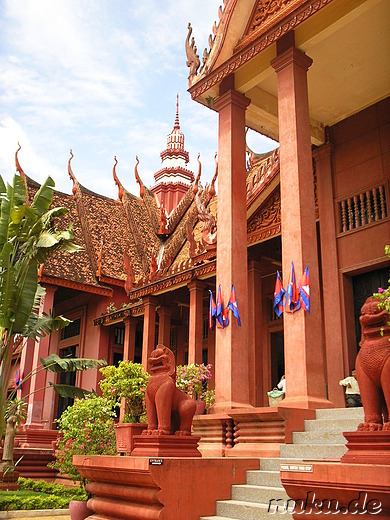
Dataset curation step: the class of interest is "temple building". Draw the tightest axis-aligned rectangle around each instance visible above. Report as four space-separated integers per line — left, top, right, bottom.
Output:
13 0 389 469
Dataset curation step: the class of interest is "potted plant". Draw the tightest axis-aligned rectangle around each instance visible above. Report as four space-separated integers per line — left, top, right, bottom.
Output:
176 363 215 415
99 361 150 454
49 394 117 520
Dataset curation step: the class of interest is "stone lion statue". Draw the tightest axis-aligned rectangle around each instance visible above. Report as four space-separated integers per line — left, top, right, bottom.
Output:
356 296 390 431
143 345 196 436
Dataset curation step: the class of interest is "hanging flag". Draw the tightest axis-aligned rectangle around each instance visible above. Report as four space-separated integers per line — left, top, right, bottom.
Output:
298 265 310 312
209 290 217 331
285 262 301 313
15 369 24 391
216 284 229 327
273 271 285 317
227 283 241 326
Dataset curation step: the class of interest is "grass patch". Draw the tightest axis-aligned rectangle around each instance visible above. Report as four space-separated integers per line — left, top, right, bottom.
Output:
0 478 87 511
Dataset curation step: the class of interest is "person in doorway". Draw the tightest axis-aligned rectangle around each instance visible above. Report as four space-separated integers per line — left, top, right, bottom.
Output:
276 375 286 394
339 369 362 407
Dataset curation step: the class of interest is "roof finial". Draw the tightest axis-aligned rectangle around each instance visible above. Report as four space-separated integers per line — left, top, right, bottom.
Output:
134 156 145 198
186 23 200 81
193 153 201 195
15 142 26 181
208 152 218 199
174 93 180 130
113 156 124 202
68 149 78 197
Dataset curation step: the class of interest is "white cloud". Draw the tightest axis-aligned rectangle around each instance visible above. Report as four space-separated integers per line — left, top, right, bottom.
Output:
0 0 232 198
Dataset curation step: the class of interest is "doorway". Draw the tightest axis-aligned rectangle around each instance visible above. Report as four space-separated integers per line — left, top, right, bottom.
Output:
270 331 284 388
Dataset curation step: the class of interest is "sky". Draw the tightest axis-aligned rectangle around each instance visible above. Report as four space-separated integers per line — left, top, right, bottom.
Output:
0 0 276 200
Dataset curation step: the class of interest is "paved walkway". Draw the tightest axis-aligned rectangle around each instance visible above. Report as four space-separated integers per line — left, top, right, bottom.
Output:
0 510 70 519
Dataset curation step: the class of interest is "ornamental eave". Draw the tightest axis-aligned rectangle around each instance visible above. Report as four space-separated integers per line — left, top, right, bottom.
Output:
188 0 333 102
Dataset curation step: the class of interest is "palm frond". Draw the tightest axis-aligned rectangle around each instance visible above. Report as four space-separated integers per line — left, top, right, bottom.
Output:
40 354 107 373
49 383 96 399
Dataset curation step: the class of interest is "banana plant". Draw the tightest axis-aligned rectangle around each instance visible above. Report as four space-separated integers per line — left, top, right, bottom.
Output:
0 173 84 439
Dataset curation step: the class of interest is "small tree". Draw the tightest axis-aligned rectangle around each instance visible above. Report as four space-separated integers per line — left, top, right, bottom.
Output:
0 173 80 439
99 361 150 423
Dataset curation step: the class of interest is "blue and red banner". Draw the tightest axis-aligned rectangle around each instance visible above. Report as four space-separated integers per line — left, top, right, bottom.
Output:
298 265 310 312
227 283 241 326
273 271 285 317
216 284 229 328
285 262 301 313
15 369 24 391
209 290 217 331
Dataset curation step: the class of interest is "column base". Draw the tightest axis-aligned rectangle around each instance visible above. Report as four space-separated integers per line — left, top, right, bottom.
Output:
278 396 333 410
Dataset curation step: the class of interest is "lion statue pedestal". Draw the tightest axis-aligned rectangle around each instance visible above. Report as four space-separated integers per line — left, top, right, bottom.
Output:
132 345 201 457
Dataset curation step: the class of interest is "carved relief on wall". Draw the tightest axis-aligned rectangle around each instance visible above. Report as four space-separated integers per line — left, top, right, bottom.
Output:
247 190 281 235
247 0 293 35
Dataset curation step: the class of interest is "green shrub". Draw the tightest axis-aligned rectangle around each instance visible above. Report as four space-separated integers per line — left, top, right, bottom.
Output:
49 395 116 484
18 477 86 499
0 479 87 510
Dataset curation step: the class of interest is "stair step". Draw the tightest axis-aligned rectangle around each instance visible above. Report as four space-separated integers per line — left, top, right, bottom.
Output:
232 484 289 503
314 407 364 420
246 469 281 487
304 417 360 432
292 430 346 444
280 443 347 460
259 457 280 471
216 499 293 519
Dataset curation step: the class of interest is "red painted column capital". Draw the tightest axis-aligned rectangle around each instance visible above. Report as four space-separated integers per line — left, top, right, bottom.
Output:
213 88 251 113
271 46 312 74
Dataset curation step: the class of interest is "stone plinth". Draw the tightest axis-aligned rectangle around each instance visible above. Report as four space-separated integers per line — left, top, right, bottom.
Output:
225 407 314 457
0 469 19 490
73 454 259 520
341 431 390 465
131 434 201 457
16 426 58 448
192 414 232 457
280 461 389 518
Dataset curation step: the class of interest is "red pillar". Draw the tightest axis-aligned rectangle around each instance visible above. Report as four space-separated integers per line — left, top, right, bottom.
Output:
25 285 57 426
157 306 171 348
123 317 136 362
271 37 330 408
248 260 269 406
314 144 346 407
176 325 187 365
142 297 157 370
187 281 205 365
213 75 251 411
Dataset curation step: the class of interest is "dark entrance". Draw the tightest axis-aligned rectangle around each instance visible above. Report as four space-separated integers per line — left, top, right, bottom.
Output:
56 346 77 420
352 267 389 351
270 331 284 388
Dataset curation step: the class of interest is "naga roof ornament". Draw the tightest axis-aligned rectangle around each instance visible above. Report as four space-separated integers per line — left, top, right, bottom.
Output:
134 156 145 199
112 156 124 202
185 23 200 82
193 154 202 196
186 0 231 86
208 152 218 199
15 142 26 182
68 149 79 197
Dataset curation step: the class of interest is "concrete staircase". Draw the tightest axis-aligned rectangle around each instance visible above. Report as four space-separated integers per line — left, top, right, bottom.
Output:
200 407 363 520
